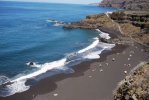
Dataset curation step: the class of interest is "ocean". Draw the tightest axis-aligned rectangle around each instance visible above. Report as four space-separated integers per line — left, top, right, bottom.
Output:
0 1 116 97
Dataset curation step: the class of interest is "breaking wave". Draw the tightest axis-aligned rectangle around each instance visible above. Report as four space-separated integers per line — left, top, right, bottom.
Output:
0 29 115 97
96 29 111 40
0 76 10 85
46 19 68 26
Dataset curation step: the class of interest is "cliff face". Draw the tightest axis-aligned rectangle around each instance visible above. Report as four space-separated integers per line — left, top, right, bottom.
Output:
99 0 149 10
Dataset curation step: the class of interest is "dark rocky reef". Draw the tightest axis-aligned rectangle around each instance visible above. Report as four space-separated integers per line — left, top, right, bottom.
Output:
99 0 149 10
64 14 118 30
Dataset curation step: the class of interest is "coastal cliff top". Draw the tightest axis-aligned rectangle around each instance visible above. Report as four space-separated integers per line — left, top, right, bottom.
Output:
99 0 149 10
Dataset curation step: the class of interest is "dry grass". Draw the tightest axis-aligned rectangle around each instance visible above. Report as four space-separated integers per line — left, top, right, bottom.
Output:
119 23 141 36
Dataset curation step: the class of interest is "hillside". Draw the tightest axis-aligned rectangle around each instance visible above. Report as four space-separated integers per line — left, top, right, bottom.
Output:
99 0 149 10
114 62 149 100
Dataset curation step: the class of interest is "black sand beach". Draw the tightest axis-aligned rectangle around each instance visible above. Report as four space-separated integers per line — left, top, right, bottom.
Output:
0 40 148 100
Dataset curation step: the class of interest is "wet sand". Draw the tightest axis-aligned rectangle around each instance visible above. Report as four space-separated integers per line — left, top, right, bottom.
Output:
0 42 148 100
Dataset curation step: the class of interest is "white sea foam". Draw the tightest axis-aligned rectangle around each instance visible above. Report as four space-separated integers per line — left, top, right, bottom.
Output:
83 42 115 59
46 19 58 23
0 59 67 97
46 19 65 26
53 22 64 26
78 35 115 60
98 42 115 49
0 76 10 85
12 58 66 82
95 29 111 40
84 54 100 59
78 38 99 54
83 50 103 59
4 80 30 97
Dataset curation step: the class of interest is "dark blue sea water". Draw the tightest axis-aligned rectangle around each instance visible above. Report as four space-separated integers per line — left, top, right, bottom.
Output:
0 1 116 97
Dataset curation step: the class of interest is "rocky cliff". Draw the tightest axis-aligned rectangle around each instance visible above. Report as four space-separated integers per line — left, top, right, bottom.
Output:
99 0 149 10
64 11 149 47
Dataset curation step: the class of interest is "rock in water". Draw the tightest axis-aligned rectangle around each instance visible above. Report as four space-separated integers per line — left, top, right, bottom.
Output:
29 62 34 66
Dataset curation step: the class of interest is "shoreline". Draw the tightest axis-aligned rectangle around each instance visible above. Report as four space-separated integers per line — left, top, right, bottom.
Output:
0 27 117 97
0 44 126 100
33 44 148 100
1 37 148 100
0 27 119 99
